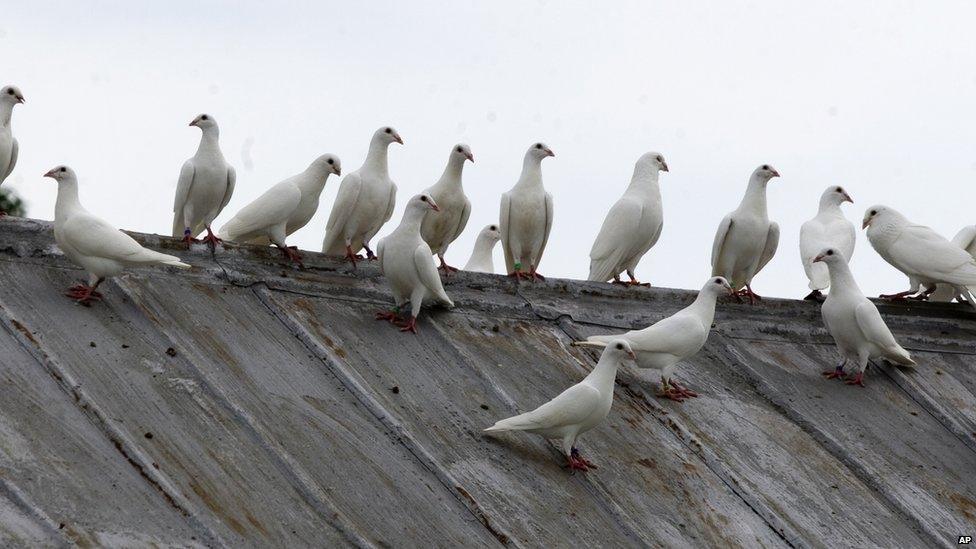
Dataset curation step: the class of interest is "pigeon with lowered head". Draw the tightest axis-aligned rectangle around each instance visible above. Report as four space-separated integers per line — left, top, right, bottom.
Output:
420 143 474 273
375 194 454 333
484 339 636 472
813 247 915 386
499 142 555 281
219 154 341 265
0 85 25 216
799 185 855 301
47 166 191 305
322 126 402 266
710 164 780 304
464 224 501 273
172 114 236 248
588 152 669 285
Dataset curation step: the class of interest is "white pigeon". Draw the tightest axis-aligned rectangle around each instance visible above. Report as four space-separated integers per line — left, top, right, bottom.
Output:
219 154 342 265
813 247 915 387
863 205 976 306
322 126 402 266
172 114 236 248
463 224 501 273
499 142 555 281
375 194 454 334
798 185 855 301
420 143 474 273
574 276 733 402
930 226 976 302
588 152 669 285
0 85 25 216
484 339 636 472
710 164 781 303
45 166 190 305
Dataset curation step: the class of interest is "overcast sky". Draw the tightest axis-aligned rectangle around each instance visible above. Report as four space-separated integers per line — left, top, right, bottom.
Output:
3 1 975 298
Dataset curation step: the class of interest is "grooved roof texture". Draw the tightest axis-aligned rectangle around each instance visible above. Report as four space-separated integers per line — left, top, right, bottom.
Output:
0 217 974 548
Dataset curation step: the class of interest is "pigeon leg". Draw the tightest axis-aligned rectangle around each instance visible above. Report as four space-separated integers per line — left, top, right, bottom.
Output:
571 447 598 469
822 363 846 380
508 262 528 281
344 245 360 268
803 289 825 302
878 290 916 300
181 228 200 247
741 284 762 304
363 244 378 261
375 307 401 323
626 270 651 287
611 275 626 285
529 265 546 281
907 286 936 301
437 255 459 274
669 379 699 399
397 316 419 334
276 245 304 267
656 378 687 402
565 453 589 473
66 278 104 306
845 372 866 387
201 225 222 250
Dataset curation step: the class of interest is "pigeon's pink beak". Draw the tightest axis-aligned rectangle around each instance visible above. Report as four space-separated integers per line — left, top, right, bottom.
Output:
771 169 781 177
660 161 669 172
862 219 870 230
16 96 25 104
43 168 57 178
465 152 474 162
188 119 197 127
627 350 637 360
812 253 825 263
545 148 555 157
394 133 404 145
428 200 440 212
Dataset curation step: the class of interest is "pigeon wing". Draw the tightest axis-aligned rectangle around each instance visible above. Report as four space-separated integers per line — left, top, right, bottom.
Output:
496 383 601 431
499 192 515 273
220 183 302 242
536 191 554 266
171 160 195 236
414 241 452 305
588 198 641 281
756 221 780 274
322 171 363 252
854 301 915 366
64 213 176 265
710 214 733 273
216 165 236 216
2 138 17 181
890 224 976 283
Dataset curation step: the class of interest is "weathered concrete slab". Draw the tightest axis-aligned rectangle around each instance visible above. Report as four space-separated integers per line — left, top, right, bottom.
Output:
0 216 973 548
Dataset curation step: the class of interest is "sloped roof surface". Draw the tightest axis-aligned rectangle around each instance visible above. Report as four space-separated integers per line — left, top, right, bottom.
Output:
0 217 974 548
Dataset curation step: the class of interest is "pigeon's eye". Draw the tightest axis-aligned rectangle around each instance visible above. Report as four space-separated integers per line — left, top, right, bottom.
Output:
490 225 497 231
201 115 209 121
827 250 834 256
835 188 842 193
535 143 542 149
420 196 428 202
327 158 334 165
656 156 663 162
59 167 66 173
456 146 463 153
714 279 722 285
384 128 392 134
870 210 877 216
761 164 770 170
5 89 13 95
615 343 623 350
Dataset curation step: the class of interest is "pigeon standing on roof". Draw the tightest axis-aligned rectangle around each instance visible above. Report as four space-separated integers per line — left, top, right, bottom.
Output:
588 152 669 285
172 114 236 249
484 339 635 472
464 224 501 273
500 142 555 281
930 226 976 302
46 166 191 305
863 205 976 306
799 185 855 301
420 144 474 273
574 277 733 401
0 85 25 216
321 126 402 266
375 194 454 333
710 164 781 304
813 248 915 387
219 154 342 265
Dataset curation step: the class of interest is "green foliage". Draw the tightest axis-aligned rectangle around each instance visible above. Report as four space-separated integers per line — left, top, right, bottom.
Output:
0 187 26 217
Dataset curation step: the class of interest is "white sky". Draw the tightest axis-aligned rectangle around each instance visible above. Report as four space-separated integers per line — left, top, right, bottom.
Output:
3 1 976 298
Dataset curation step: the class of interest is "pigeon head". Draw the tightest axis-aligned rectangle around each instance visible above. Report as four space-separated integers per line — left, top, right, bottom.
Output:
313 154 342 176
637 151 669 173
189 113 217 129
704 276 734 296
528 142 555 160
1 85 25 105
452 143 474 163
376 126 404 145
822 185 853 206
861 205 893 230
483 224 501 242
43 165 76 183
605 339 637 362
812 247 845 264
411 193 440 212
753 164 781 180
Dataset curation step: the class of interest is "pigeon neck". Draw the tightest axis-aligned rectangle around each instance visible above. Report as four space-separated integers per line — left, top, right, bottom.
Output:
587 352 620 388
516 155 543 188
628 166 660 192
364 140 390 174
688 290 720 324
55 179 82 220
196 126 221 154
825 260 861 295
300 168 331 197
438 155 466 187
0 102 13 128
738 176 769 213
817 196 842 215
471 234 496 259
399 205 427 232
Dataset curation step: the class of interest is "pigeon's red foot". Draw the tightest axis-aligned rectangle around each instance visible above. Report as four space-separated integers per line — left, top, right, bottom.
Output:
181 231 200 248
344 246 362 268
66 284 103 306
736 286 762 305
879 290 915 301
201 228 222 250
363 245 378 261
397 316 418 334
570 448 597 470
656 386 688 402
280 245 303 266
845 372 866 387
822 366 846 380
804 290 825 302
528 267 546 282
375 310 400 323
669 380 699 399
438 259 459 274
508 270 529 281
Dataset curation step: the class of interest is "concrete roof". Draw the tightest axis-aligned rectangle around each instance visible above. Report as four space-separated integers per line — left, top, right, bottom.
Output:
0 216 973 548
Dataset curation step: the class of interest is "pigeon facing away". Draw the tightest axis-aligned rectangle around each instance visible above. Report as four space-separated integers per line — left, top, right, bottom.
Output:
798 185 855 301
322 126 402 266
464 224 501 273
420 143 474 273
0 85 25 216
172 114 236 249
930 226 976 302
863 205 976 306
375 194 454 333
588 152 669 285
219 154 342 265
484 339 635 472
710 164 780 304
813 248 915 387
575 277 733 402
46 166 190 305
500 142 555 281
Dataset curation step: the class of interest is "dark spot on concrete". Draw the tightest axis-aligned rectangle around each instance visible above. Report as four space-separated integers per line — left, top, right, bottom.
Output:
89 341 96 348
165 347 177 357
492 325 499 332
10 319 38 345
144 432 154 439
637 458 656 469
480 404 489 410
391 386 400 394
121 344 129 349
